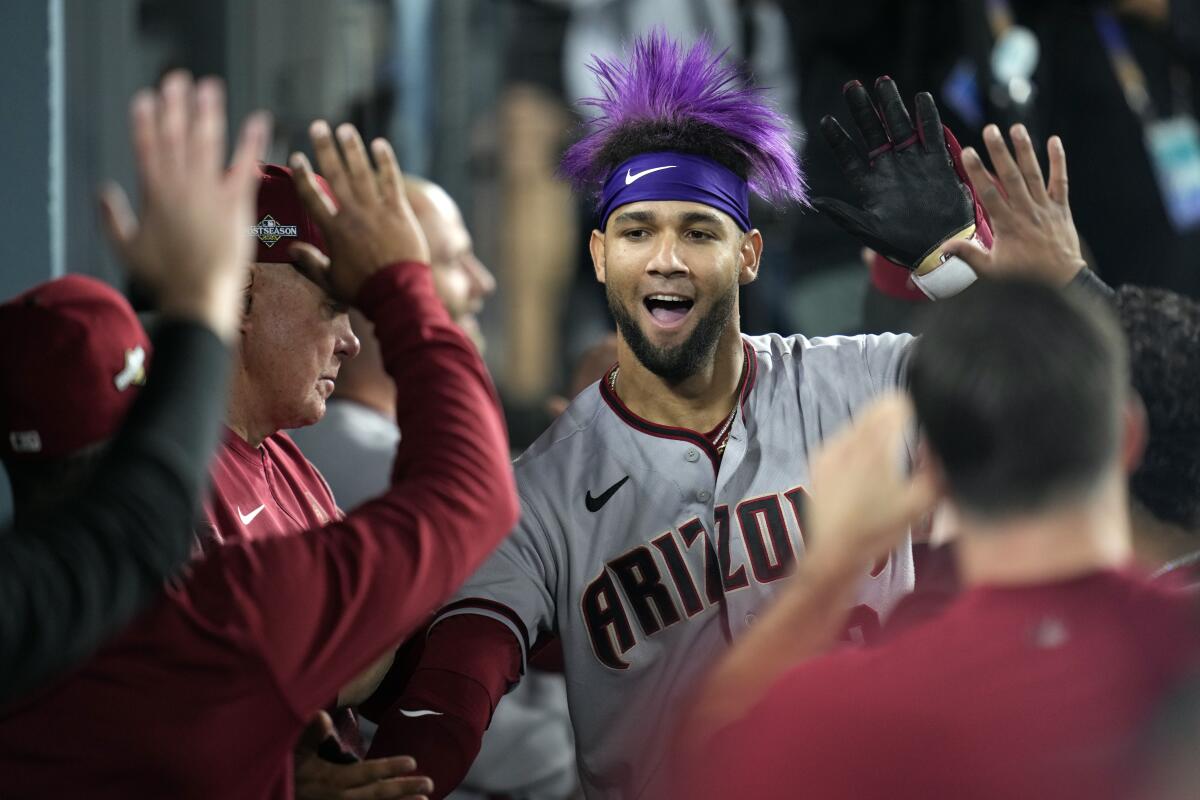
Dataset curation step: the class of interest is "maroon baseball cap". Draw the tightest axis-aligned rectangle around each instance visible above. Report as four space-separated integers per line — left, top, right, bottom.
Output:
0 275 151 460
251 163 334 263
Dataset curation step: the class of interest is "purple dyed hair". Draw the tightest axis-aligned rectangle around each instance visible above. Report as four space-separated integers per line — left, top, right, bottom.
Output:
560 30 807 207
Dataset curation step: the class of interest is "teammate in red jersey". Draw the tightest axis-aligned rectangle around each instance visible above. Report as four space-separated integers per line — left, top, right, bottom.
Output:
0 75 517 800
195 163 359 554
675 279 1200 800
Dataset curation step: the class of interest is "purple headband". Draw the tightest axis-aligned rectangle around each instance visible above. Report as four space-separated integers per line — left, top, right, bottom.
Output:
597 151 751 231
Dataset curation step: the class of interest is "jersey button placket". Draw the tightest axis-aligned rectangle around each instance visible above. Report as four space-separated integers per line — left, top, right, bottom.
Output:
684 447 700 463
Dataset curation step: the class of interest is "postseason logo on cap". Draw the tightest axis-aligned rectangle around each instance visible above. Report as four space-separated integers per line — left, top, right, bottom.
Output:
250 215 299 248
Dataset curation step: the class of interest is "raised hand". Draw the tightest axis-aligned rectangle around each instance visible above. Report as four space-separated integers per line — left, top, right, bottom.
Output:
289 122 431 304
941 124 1086 286
805 394 940 575
99 70 271 340
814 77 975 272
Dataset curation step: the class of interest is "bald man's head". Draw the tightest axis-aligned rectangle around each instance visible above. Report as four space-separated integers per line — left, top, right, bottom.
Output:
405 177 495 351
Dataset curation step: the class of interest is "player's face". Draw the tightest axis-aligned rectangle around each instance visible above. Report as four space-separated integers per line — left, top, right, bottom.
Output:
591 200 761 381
240 264 361 429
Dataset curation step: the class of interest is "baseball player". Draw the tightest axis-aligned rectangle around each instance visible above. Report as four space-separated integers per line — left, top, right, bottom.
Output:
364 32 1019 798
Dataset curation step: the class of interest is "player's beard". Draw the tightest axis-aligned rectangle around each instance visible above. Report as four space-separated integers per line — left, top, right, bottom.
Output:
607 282 736 383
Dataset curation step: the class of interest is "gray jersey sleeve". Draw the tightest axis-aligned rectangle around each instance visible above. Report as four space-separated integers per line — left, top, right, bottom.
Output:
436 490 559 670
787 331 913 414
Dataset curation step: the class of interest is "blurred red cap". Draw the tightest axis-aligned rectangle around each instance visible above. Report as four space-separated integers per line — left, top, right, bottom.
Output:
251 163 334 263
0 275 151 460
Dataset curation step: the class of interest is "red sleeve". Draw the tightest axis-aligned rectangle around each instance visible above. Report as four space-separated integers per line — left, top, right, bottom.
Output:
181 261 519 722
366 614 523 798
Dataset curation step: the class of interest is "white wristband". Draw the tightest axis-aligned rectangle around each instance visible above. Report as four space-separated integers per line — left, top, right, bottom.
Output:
911 255 978 300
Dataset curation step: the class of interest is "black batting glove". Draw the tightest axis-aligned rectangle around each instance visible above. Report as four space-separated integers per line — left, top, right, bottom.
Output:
813 76 975 271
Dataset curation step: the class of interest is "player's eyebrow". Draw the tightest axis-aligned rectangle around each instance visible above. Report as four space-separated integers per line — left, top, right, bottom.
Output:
612 209 658 226
676 210 724 228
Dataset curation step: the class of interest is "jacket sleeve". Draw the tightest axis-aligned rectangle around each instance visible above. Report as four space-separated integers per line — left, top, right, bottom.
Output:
0 320 230 706
366 613 524 797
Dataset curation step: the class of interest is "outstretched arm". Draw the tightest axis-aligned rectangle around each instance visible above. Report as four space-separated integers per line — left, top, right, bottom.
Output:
677 394 939 756
0 71 268 705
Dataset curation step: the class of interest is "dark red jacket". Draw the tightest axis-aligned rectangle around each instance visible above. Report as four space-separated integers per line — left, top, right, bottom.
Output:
0 262 519 799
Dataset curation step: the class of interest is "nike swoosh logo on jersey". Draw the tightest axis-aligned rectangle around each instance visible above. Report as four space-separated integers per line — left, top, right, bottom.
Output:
585 476 630 512
398 708 444 718
237 504 266 525
625 165 676 185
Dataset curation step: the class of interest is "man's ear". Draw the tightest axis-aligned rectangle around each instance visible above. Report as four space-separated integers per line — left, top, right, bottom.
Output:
738 229 763 285
589 229 607 284
239 265 258 334
1121 392 1148 475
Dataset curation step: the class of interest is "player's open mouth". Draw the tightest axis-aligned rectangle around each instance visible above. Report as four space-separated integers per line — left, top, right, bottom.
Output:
643 294 694 329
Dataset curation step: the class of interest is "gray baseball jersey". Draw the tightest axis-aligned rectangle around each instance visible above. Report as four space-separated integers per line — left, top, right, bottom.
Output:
436 331 915 798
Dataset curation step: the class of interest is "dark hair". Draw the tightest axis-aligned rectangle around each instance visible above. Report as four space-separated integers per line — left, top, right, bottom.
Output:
592 119 752 187
908 280 1128 518
1116 285 1200 531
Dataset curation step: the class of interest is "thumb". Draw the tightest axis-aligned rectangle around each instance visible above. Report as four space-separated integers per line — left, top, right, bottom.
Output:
940 238 991 275
290 242 338 300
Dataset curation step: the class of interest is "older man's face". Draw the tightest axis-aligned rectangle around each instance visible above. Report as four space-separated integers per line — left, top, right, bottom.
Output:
240 264 361 430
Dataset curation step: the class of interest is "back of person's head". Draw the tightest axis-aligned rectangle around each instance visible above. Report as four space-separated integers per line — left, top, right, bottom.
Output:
908 279 1128 519
0 275 151 523
1116 285 1200 532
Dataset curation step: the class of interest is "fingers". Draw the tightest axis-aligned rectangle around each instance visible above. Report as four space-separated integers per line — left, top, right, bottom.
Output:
1008 124 1049 204
981 124 1033 208
228 110 272 190
959 146 1010 225
310 120 355 206
371 138 404 209
325 756 420 787
336 123 379 206
819 115 867 180
810 196 874 238
342 775 432 799
129 89 161 195
290 151 338 227
191 77 226 177
290 242 337 298
914 92 946 153
295 754 429 798
98 183 138 257
1046 135 1070 205
873 77 916 147
157 70 192 179
843 80 889 154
